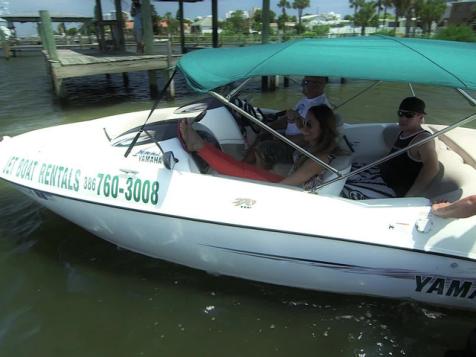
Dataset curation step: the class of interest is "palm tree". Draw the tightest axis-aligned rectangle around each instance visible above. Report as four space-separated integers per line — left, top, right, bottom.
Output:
377 0 382 27
278 0 291 34
392 0 413 34
349 0 357 18
349 0 367 32
292 0 310 26
382 0 393 28
414 0 447 34
354 1 378 35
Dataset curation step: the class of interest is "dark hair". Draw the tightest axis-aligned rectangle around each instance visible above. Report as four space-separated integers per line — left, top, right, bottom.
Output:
292 104 338 170
307 104 338 154
399 96 426 114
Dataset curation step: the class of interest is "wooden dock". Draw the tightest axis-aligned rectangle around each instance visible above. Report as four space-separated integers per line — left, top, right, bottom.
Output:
11 43 99 55
45 49 178 97
5 5 179 98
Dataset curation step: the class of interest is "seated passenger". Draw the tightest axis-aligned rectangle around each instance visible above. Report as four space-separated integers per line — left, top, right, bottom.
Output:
342 97 439 199
243 76 330 164
269 76 330 145
180 105 339 190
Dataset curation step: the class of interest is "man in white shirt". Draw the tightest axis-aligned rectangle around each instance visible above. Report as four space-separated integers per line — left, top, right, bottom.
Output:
270 76 330 145
243 76 329 164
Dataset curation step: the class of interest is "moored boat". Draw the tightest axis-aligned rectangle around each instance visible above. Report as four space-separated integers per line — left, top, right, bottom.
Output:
1 36 476 310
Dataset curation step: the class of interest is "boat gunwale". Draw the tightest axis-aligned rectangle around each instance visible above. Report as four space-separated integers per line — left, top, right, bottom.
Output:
3 176 475 264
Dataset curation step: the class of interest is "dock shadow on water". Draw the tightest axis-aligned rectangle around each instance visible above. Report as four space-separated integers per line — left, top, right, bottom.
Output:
0 54 475 357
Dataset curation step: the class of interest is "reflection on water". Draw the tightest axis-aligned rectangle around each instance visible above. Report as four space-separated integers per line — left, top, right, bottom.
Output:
0 53 475 356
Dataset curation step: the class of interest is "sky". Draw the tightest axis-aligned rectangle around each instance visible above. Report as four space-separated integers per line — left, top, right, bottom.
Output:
4 0 354 36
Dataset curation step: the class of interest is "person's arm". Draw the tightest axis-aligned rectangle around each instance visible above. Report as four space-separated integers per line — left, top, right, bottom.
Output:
432 195 476 218
268 115 287 130
280 154 327 186
405 138 439 197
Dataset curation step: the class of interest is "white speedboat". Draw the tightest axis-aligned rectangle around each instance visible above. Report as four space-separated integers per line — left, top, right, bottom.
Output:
1 36 476 311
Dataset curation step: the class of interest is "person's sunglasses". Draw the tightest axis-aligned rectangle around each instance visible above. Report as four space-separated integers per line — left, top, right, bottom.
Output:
302 79 320 86
398 110 418 118
296 118 313 129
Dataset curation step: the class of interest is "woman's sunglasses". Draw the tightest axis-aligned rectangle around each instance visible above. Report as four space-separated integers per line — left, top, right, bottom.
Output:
296 118 313 129
397 110 419 118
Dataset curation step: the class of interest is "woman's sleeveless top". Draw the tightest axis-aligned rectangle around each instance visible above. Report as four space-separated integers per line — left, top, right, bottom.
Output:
291 150 333 191
380 130 430 196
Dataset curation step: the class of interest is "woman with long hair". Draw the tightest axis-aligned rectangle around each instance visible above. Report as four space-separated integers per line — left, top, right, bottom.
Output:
179 104 339 189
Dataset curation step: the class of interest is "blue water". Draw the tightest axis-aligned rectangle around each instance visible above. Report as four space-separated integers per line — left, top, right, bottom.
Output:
0 53 475 356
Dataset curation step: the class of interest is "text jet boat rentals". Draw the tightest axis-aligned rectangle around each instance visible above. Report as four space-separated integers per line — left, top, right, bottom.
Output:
1 37 476 311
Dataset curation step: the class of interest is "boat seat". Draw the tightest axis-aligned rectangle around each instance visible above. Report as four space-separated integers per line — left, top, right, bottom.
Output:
314 154 352 195
423 139 476 201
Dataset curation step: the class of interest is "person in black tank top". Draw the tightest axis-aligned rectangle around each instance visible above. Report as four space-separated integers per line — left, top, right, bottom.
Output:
380 129 430 196
342 97 439 200
381 97 438 197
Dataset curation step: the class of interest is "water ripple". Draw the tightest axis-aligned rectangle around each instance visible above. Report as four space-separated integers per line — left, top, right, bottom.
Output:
0 193 43 239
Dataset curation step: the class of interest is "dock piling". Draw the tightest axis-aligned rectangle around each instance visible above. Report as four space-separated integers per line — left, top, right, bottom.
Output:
141 0 158 96
0 30 11 60
39 10 58 61
166 38 175 98
39 10 64 96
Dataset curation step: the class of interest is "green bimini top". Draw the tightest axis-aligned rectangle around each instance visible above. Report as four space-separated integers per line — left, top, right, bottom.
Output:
176 36 476 93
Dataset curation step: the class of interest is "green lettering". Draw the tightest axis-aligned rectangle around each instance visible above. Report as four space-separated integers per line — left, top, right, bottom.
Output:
67 169 73 190
151 181 159 205
73 170 80 191
125 177 133 201
15 158 25 177
58 166 66 187
61 168 69 189
45 164 52 185
38 163 47 184
50 165 58 186
2 156 12 174
26 161 38 181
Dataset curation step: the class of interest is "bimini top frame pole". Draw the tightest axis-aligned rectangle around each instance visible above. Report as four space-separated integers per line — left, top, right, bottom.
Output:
226 77 253 100
333 81 382 110
456 88 476 106
208 90 341 176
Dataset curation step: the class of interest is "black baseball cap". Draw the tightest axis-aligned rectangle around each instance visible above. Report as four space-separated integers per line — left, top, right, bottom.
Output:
399 97 426 114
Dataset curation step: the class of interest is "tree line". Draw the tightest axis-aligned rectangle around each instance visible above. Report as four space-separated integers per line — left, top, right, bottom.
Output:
349 0 448 36
63 1 476 42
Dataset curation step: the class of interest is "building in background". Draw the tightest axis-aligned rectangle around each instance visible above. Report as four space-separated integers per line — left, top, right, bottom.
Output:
191 15 217 34
446 0 476 28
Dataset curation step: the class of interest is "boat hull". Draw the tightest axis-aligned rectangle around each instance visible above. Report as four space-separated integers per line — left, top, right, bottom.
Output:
11 181 476 311
1 108 475 312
